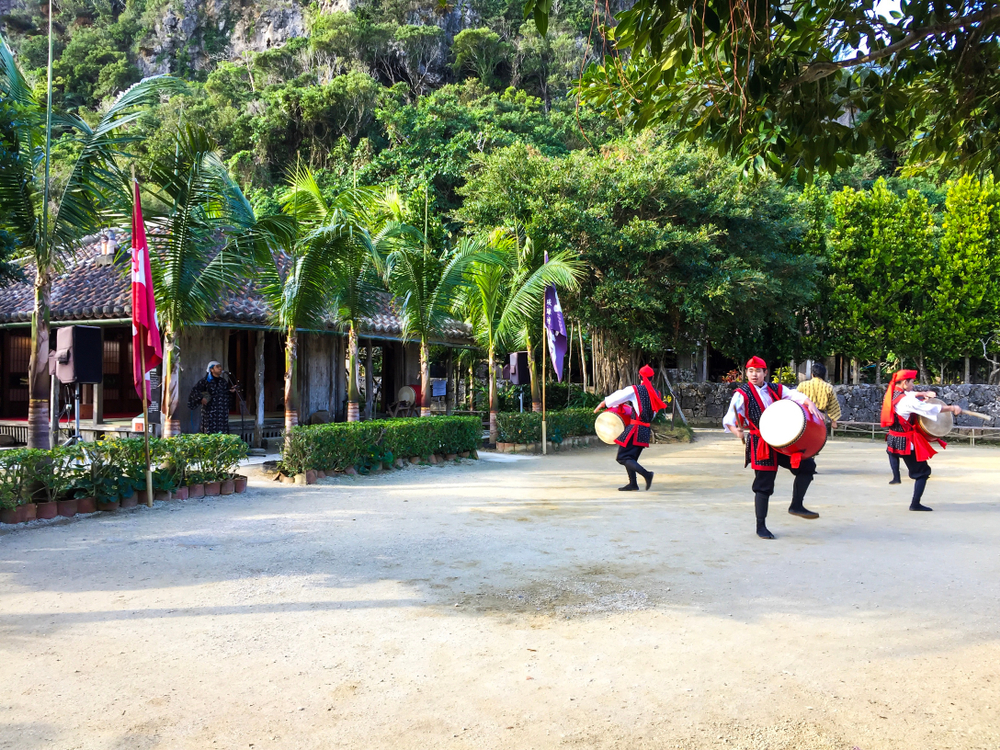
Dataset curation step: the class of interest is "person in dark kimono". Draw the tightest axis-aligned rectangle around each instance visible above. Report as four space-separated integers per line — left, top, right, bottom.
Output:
187 361 235 434
593 364 667 492
723 356 824 540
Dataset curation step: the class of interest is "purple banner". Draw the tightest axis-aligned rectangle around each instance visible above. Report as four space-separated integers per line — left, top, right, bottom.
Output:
544 255 567 382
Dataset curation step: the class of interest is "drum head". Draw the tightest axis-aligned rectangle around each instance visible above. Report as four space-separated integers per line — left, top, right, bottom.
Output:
595 411 625 444
918 397 953 437
397 385 416 404
758 399 806 448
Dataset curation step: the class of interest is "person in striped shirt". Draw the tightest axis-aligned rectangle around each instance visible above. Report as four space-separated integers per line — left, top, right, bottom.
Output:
795 362 841 431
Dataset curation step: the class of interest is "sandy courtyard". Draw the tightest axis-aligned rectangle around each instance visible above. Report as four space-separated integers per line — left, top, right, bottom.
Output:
1 431 999 750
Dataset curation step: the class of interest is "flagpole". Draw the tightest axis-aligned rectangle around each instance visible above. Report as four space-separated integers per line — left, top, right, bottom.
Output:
541 314 547 455
134 170 154 508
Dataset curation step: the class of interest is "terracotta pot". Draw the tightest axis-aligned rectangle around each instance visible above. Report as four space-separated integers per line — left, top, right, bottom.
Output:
280 474 296 485
96 499 120 512
173 486 189 500
220 479 235 495
316 470 326 479
445 453 458 461
35 501 58 519
76 496 97 514
154 490 171 502
0 507 18 524
234 476 247 493
189 484 205 498
204 481 221 496
22 503 36 522
459 451 470 458
120 493 139 509
56 498 78 517
135 490 148 506
305 470 317 485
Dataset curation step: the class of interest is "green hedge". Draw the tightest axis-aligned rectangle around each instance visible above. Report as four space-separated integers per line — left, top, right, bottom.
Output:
282 416 482 475
496 408 596 444
0 434 248 508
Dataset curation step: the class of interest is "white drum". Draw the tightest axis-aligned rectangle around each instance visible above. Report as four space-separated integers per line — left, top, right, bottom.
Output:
917 397 953 437
595 411 625 444
397 385 416 404
758 399 807 447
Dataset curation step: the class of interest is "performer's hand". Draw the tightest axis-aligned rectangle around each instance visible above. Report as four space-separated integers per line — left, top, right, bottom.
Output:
831 420 838 429
733 427 744 443
201 398 208 406
804 399 822 422
947 405 962 415
922 391 937 399
593 400 606 414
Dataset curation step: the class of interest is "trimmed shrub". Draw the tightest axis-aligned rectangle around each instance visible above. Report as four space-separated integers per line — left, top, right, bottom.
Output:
496 408 596 444
282 416 482 475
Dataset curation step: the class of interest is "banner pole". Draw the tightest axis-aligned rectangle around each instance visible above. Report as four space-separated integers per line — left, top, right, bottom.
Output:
141 343 153 507
541 315 547 455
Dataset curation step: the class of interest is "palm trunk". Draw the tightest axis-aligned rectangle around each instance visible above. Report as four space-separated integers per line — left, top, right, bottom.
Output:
161 324 182 437
347 324 360 422
284 329 299 446
420 337 431 417
525 327 541 412
488 345 498 444
27 273 51 449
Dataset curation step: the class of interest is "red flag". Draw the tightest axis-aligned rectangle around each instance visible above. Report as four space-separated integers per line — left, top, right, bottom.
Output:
131 180 162 399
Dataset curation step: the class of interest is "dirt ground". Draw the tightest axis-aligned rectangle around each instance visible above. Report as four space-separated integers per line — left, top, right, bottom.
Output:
2 430 999 750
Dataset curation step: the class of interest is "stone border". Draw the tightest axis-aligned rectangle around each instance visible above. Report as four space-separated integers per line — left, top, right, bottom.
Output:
494 435 601 454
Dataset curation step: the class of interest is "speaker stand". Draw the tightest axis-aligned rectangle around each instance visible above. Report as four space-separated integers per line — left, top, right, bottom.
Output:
62 384 83 446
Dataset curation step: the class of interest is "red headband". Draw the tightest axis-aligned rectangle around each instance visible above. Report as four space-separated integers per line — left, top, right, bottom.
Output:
880 369 919 426
745 356 767 370
638 364 667 411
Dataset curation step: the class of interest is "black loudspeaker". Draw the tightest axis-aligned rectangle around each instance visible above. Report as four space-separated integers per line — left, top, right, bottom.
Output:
509 351 530 385
54 326 103 384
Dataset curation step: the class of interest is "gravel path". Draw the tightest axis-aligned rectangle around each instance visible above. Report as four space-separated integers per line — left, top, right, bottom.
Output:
1 432 998 749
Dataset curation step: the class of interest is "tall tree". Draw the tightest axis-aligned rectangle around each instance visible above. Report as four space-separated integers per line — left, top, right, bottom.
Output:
526 0 1000 179
145 124 291 436
279 167 390 422
457 229 581 443
0 34 182 448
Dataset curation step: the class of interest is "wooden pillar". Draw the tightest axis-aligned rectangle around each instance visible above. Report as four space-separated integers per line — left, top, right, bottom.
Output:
446 348 454 415
253 330 264 449
92 381 103 426
365 340 373 420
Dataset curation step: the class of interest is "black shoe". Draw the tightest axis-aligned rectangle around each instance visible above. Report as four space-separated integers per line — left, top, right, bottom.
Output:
788 506 819 519
909 502 933 511
889 479 901 485
644 472 654 491
619 484 639 492
756 523 775 539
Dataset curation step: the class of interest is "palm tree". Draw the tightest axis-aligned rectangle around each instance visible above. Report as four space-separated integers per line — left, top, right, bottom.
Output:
0 34 183 447
278 167 390 422
145 124 292 437
384 226 489 417
457 229 582 444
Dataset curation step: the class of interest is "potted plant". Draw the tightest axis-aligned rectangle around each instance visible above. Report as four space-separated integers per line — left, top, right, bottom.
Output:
0 448 26 524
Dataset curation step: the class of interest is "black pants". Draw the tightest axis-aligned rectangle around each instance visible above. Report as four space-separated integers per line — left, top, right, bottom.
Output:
888 450 901 482
616 442 649 486
751 453 816 521
900 452 931 503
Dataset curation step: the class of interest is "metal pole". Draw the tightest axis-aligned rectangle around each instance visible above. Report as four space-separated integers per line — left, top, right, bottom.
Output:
74 383 81 440
140 344 153 507
541 317 547 455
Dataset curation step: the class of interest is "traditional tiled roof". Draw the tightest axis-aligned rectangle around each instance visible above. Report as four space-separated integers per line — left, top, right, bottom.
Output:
0 234 473 344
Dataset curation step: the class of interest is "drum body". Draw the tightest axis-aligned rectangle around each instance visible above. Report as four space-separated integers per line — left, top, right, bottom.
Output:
595 411 626 445
917 397 953 438
758 399 827 461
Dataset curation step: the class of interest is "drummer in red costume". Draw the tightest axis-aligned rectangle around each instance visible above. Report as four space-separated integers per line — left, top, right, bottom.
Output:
593 365 667 491
723 356 824 539
881 369 962 511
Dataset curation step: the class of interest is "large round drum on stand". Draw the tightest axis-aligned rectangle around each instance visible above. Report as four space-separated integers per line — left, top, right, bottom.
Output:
917 397 953 438
758 399 827 463
595 411 626 445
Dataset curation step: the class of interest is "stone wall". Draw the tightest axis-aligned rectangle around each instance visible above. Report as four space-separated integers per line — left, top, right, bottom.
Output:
674 382 1000 427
